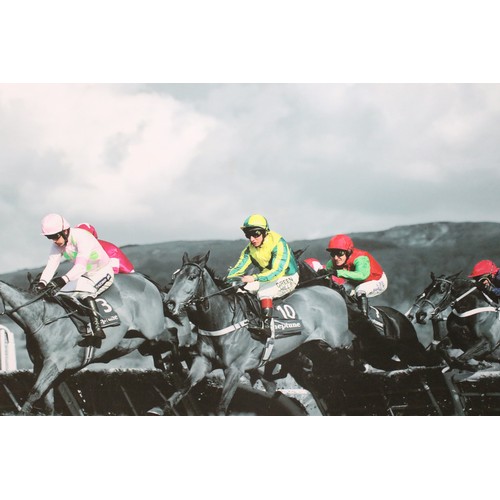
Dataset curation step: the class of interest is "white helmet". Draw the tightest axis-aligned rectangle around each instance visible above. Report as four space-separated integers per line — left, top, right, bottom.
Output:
41 213 70 236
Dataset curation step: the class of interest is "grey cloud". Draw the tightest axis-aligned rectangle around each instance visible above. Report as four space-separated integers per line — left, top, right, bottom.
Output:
2 83 500 273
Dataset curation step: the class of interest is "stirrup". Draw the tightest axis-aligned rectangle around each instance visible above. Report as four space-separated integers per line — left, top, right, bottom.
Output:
78 336 102 348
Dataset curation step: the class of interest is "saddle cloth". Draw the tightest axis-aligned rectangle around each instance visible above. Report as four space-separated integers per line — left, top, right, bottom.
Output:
243 293 304 339
55 294 121 333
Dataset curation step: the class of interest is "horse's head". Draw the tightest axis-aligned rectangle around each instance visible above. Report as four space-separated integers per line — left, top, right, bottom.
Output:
27 271 42 293
165 251 211 316
409 272 460 324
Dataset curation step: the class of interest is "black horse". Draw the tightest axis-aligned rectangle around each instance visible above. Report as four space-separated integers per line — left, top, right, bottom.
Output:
296 257 441 370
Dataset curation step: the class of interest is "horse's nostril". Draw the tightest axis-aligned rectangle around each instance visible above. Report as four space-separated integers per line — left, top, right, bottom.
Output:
416 311 426 324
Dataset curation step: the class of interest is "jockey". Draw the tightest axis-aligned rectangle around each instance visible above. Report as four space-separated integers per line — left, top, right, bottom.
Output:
325 234 388 316
76 223 135 274
226 214 299 338
469 260 500 297
34 213 115 347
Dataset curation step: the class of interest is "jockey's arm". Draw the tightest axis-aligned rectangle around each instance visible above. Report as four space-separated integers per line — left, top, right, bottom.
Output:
226 248 252 280
39 249 63 284
337 255 370 281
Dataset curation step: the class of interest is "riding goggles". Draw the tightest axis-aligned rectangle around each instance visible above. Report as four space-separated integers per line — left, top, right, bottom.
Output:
244 229 264 239
329 249 347 258
46 232 63 241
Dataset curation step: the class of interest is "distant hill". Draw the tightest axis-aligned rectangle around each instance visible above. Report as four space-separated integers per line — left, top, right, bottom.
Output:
2 221 499 311
2 221 499 369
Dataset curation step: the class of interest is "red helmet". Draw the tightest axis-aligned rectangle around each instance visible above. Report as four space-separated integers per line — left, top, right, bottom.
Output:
469 260 499 278
76 222 98 239
326 234 354 252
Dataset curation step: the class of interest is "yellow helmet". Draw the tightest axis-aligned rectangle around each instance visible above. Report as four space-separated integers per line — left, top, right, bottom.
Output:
241 214 269 232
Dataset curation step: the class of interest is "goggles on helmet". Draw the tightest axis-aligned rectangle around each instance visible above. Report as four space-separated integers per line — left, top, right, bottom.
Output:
244 228 265 239
46 232 64 241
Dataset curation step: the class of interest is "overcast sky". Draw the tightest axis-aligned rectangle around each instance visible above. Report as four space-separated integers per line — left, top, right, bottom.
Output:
1 83 500 273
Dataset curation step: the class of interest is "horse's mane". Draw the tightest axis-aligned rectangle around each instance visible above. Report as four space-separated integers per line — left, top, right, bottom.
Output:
0 279 31 294
204 265 228 288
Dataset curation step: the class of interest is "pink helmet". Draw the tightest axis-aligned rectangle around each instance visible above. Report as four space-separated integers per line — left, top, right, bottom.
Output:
469 260 499 278
76 222 98 238
41 213 70 236
326 234 354 252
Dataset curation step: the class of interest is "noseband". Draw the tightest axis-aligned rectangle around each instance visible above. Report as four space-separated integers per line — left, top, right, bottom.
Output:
413 277 455 319
176 262 237 310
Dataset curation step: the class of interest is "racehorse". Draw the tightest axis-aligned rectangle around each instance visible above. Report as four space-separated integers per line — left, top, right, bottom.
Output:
156 251 440 416
156 251 359 415
407 273 500 369
297 257 440 369
0 274 178 415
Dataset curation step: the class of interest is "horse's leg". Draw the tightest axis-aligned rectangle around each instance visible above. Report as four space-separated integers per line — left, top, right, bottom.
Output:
458 337 492 363
248 367 277 395
20 361 61 416
286 363 331 416
155 356 212 415
43 389 56 415
216 365 245 415
31 353 56 415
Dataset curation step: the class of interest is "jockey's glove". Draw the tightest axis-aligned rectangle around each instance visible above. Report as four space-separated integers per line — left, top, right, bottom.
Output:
33 282 46 293
46 276 67 296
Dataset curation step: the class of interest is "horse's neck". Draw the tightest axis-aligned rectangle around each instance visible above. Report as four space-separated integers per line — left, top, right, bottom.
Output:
453 279 477 298
451 279 491 309
0 281 44 332
193 274 240 329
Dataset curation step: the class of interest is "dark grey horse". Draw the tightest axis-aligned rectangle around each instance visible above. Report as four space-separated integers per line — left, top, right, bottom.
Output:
0 273 177 414
157 251 354 415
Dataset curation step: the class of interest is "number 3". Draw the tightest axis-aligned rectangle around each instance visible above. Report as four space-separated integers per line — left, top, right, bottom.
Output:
96 297 112 313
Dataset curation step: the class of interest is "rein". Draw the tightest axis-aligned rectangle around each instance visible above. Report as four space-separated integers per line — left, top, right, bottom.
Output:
408 277 455 319
182 262 240 307
0 291 46 315
450 287 500 319
0 289 78 333
174 262 249 337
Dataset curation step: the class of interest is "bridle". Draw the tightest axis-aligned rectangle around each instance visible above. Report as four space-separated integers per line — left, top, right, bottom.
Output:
407 276 455 321
173 262 239 310
171 261 250 337
421 277 455 318
414 276 500 320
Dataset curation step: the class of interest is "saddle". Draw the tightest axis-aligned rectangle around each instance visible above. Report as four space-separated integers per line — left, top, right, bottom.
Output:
49 293 121 336
237 292 304 341
344 294 397 340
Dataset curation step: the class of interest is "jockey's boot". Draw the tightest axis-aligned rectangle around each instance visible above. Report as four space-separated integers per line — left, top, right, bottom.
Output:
357 293 369 317
260 297 274 338
82 296 106 341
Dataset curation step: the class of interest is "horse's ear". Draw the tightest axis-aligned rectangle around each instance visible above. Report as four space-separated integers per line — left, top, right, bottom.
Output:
27 272 33 283
294 248 306 259
451 271 462 279
200 251 210 267
431 272 435 280
182 252 189 265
